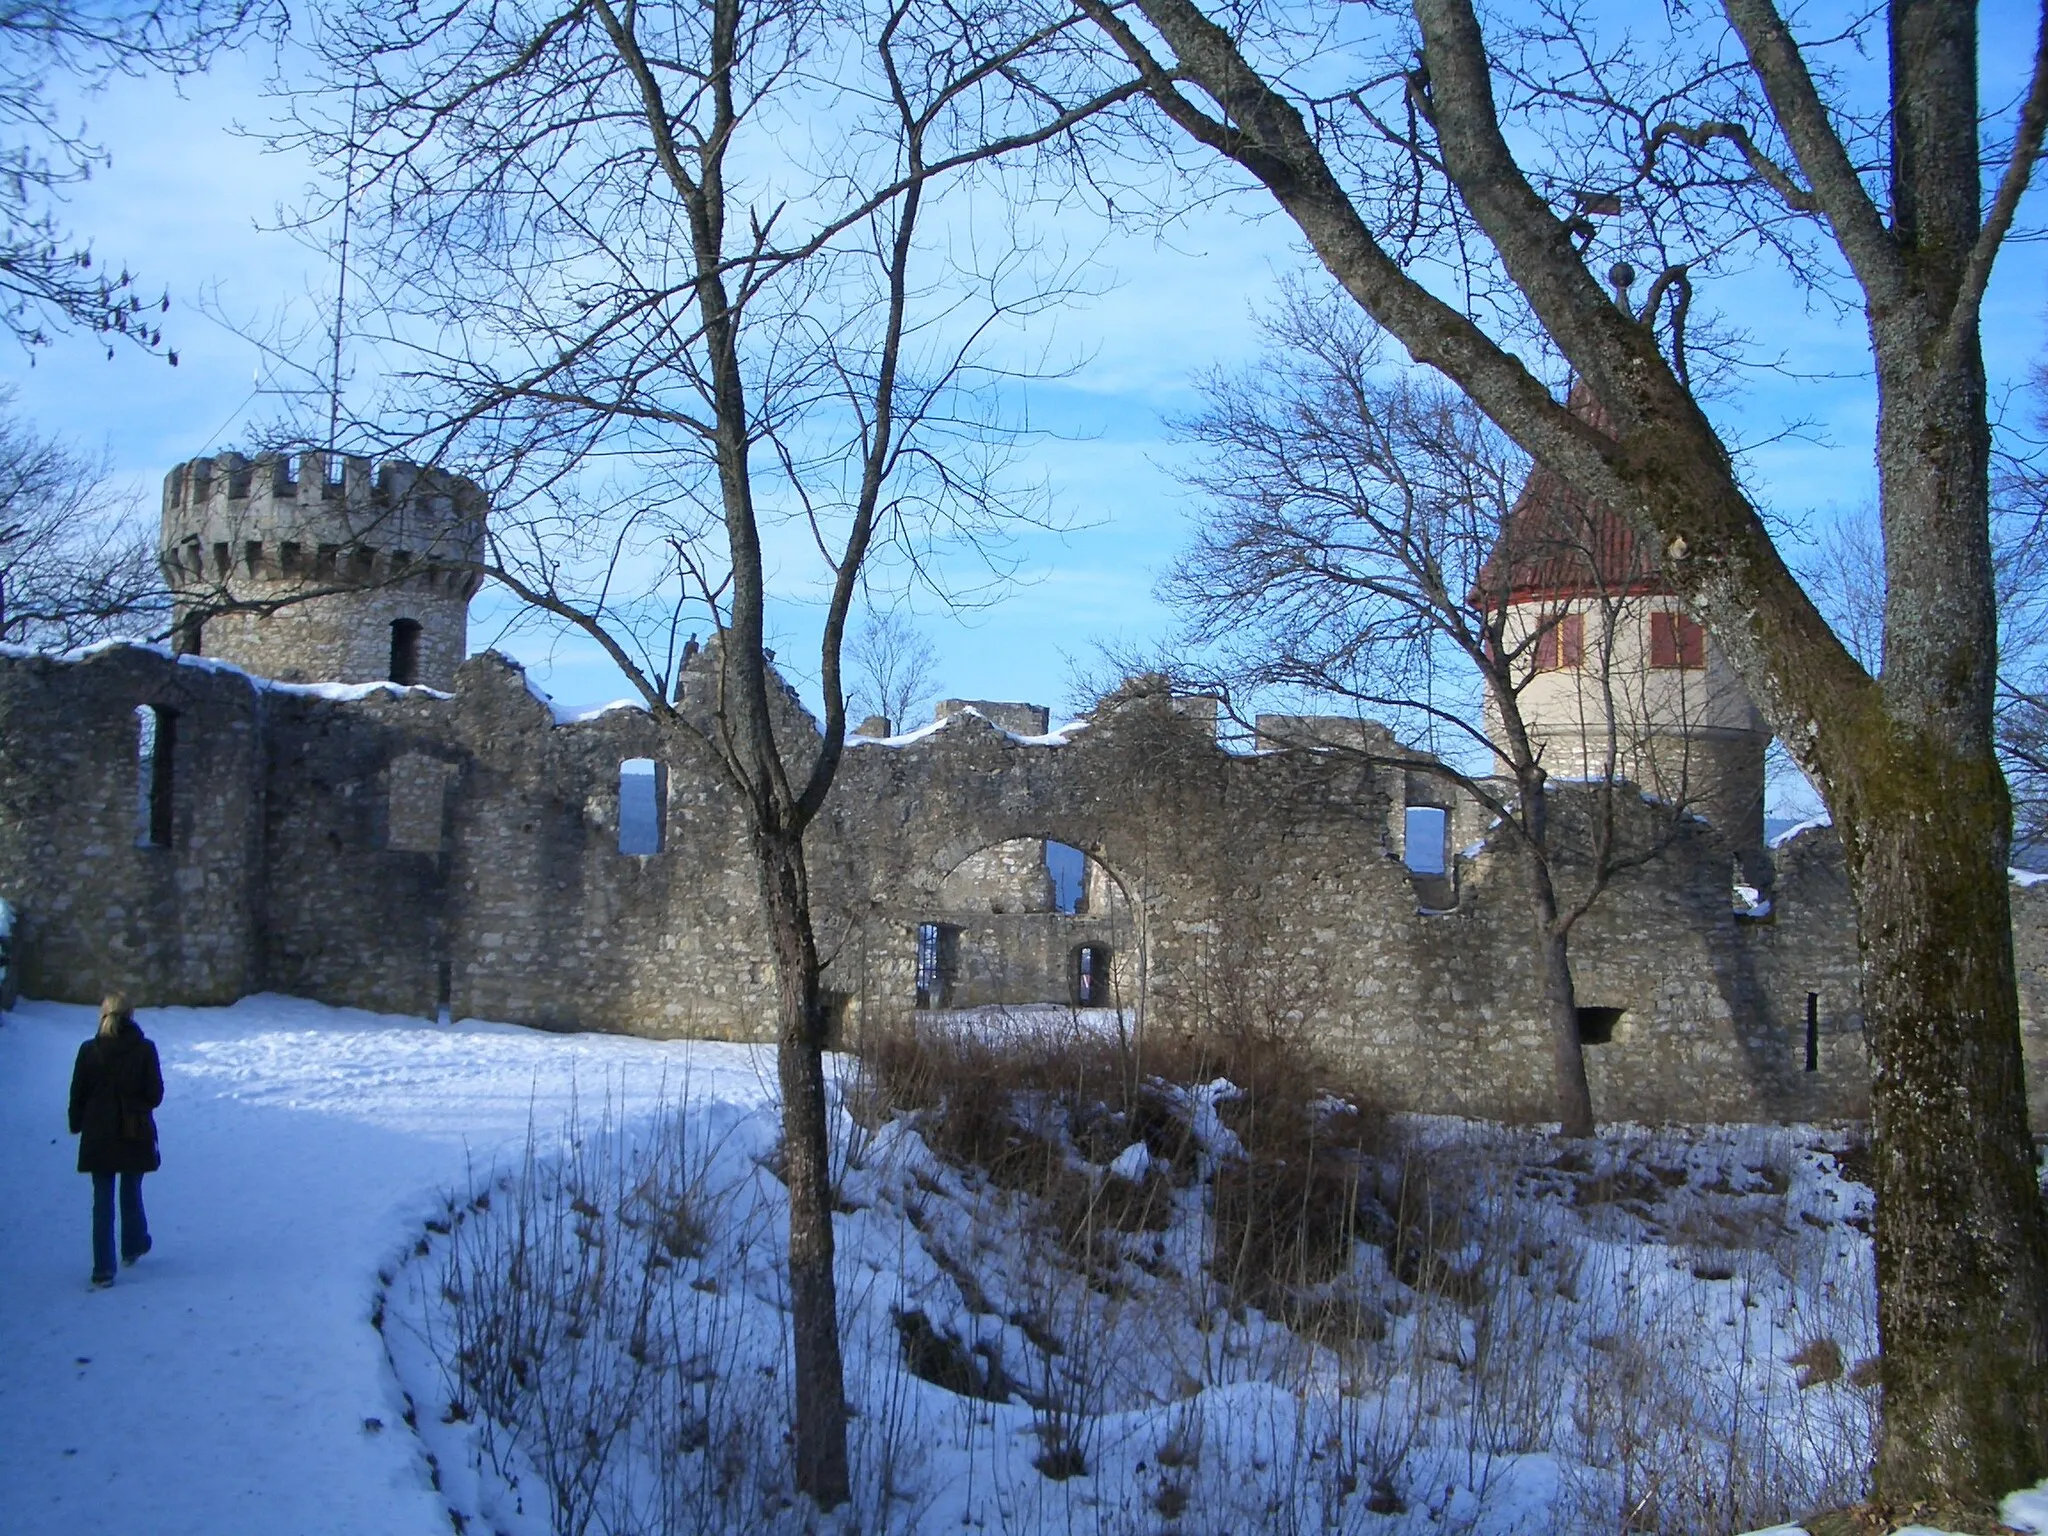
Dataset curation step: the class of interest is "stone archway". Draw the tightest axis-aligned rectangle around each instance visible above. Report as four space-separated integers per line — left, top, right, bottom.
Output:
830 830 1150 1036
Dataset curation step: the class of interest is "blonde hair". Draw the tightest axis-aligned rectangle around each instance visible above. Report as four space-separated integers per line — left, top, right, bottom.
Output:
97 993 131 1039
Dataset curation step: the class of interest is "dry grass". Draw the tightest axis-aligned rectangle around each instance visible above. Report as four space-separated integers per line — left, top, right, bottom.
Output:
1789 1336 1846 1389
855 1012 1400 1307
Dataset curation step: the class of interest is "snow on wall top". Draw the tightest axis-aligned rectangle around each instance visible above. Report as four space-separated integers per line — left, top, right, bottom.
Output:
0 638 453 701
848 705 1090 750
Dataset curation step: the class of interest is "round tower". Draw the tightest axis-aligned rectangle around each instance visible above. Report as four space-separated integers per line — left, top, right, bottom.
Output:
1479 389 1770 878
160 450 487 691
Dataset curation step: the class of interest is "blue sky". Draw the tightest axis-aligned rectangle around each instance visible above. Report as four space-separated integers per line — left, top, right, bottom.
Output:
9 12 2046 819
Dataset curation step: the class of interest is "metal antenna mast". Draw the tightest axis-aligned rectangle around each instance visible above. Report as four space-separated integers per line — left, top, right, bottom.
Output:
327 83 360 455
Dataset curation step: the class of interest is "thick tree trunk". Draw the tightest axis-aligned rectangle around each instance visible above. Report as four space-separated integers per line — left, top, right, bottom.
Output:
1532 906 1593 1140
1841 757 2048 1501
756 825 852 1508
1848 291 2048 1496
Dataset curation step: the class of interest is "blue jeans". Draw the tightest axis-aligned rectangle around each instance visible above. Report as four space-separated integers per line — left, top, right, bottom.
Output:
91 1172 149 1280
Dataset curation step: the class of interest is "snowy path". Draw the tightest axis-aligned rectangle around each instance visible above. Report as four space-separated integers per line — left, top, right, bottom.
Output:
0 996 774 1536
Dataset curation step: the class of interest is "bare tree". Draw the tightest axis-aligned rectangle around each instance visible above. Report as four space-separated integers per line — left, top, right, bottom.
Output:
285 0 1134 1505
1994 373 2048 857
1163 293 1759 1137
0 0 255 354
846 608 940 732
0 399 164 645
1073 0 2048 1503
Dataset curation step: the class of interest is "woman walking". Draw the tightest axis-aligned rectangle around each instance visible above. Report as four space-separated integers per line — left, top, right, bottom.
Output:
68 994 163 1288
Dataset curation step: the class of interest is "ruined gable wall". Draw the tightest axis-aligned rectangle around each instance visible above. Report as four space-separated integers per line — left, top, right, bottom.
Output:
0 646 265 1004
258 653 783 1039
435 661 779 1038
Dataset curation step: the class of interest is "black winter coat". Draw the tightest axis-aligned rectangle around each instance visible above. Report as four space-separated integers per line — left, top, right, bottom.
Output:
69 1022 164 1175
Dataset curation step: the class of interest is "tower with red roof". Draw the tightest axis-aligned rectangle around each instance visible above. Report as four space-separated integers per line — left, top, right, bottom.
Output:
1477 387 1770 875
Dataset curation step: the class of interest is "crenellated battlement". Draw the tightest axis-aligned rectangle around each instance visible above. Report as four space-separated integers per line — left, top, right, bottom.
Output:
161 451 486 593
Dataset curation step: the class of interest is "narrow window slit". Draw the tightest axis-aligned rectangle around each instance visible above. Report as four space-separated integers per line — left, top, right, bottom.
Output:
389 619 422 686
135 705 175 848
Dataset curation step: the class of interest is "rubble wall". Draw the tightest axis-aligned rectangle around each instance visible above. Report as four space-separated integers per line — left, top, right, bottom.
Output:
3 642 2044 1127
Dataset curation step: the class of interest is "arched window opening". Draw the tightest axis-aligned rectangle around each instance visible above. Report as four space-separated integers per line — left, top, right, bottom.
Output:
914 922 957 1009
1073 944 1113 1007
1044 841 1088 914
618 759 665 854
389 619 423 686
1403 806 1448 875
135 704 176 849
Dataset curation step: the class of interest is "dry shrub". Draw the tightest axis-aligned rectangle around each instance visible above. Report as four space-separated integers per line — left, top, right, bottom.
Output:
857 1018 1194 1180
1199 1028 1401 1309
893 1307 1010 1401
1789 1336 1845 1389
1212 1146 1373 1303
856 1013 1400 1310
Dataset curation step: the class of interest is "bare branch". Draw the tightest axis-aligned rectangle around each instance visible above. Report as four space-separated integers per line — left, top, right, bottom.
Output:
1720 0 1908 310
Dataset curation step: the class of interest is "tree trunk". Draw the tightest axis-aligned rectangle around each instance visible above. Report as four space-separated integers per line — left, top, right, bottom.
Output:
1841 753 2048 1501
756 824 852 1508
1533 910 1593 1140
1520 786 1595 1138
1849 279 2048 1496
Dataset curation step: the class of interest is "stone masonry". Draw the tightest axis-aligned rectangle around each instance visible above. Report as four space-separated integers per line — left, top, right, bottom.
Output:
4 638 2046 1127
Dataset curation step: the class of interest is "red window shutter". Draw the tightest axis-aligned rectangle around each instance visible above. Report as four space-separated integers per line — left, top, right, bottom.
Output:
1534 613 1582 671
1677 615 1705 668
1651 612 1706 669
1650 612 1678 667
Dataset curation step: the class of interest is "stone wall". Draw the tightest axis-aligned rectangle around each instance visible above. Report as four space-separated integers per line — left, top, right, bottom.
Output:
0 646 266 1004
3 640 2043 1127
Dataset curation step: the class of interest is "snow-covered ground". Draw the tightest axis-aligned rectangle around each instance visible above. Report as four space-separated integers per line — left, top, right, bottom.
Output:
0 995 776 1536
3 994 2043 1536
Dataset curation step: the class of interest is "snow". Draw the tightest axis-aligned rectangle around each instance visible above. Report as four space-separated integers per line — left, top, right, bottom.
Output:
2003 1482 2048 1533
1106 1140 1152 1182
2012 868 2048 888
0 994 773 1536
269 677 455 703
1769 814 1833 848
848 707 1090 749
0 638 452 700
549 697 648 725
2 992 2039 1536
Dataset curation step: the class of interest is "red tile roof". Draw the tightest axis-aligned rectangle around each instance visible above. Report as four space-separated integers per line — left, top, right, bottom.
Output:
1474 383 1669 604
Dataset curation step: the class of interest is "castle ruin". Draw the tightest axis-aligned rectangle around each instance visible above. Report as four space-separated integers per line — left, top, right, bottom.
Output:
2 447 2045 1127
